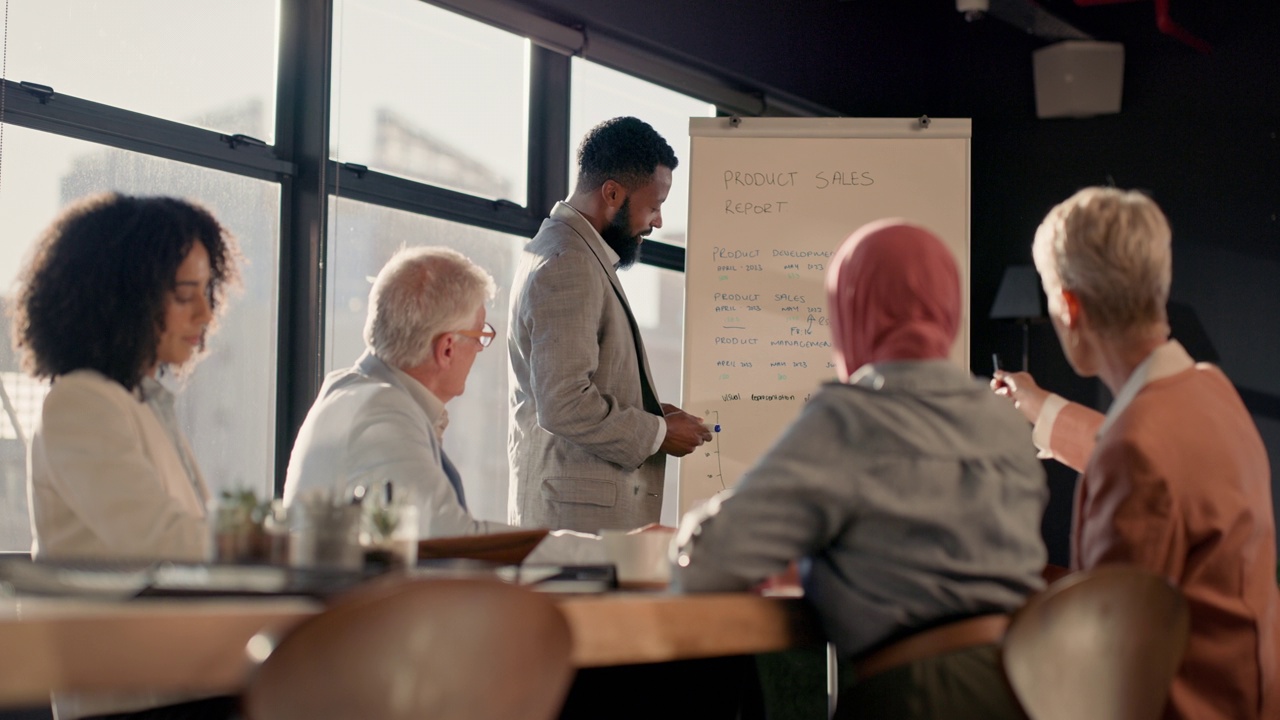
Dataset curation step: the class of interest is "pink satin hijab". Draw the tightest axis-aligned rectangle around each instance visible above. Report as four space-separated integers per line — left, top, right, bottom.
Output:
825 219 961 381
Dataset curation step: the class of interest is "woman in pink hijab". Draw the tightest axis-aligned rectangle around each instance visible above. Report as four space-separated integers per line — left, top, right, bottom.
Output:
674 220 1048 720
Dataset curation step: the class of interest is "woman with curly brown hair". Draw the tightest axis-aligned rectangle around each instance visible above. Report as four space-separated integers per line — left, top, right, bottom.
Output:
13 192 241 563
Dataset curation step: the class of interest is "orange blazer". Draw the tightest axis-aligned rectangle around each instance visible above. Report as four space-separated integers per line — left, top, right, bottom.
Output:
1069 365 1278 720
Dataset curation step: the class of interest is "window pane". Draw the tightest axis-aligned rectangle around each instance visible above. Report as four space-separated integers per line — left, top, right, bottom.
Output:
5 1 279 142
326 198 523 523
570 59 716 248
0 126 280 551
616 264 686 526
331 0 529 204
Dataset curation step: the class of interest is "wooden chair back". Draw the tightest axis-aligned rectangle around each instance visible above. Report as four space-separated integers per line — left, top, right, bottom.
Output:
244 577 574 720
1002 564 1189 720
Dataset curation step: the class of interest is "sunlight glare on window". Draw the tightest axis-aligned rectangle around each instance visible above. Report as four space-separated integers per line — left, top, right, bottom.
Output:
5 0 278 141
331 0 529 204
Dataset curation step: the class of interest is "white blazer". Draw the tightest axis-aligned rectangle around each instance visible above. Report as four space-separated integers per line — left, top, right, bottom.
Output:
28 369 210 561
285 351 603 565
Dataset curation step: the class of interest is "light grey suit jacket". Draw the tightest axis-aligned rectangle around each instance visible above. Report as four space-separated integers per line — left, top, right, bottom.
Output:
507 202 666 532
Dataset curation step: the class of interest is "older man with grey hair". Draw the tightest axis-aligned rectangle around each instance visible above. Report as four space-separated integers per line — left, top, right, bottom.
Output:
285 246 600 560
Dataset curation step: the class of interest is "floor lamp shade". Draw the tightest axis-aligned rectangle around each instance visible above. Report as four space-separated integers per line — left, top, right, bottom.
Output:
990 266 1043 321
990 265 1045 371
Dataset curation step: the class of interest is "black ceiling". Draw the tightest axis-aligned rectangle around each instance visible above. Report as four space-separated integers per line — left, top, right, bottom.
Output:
531 0 1277 119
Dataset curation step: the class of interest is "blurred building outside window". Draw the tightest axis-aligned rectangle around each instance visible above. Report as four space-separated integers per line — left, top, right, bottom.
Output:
331 0 529 203
0 0 714 548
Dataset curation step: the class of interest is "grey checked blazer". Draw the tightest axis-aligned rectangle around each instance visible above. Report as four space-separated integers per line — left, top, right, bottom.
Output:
507 202 666 533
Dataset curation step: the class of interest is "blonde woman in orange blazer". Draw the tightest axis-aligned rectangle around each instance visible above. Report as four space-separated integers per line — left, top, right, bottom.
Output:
995 187 1278 720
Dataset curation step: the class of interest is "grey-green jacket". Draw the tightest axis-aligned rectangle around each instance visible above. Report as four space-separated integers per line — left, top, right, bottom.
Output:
673 360 1048 658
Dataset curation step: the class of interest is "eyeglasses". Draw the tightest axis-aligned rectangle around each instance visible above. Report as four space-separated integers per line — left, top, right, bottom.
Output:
454 321 496 349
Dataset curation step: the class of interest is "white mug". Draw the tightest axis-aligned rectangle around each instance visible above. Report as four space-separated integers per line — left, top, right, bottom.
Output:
601 528 675 588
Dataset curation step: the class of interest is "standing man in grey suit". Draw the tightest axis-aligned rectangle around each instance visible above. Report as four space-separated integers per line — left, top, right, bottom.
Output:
508 116 712 533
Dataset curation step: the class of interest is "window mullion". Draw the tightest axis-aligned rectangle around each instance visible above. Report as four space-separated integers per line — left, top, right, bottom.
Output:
273 0 335 494
527 45 571 219
0 79 291 181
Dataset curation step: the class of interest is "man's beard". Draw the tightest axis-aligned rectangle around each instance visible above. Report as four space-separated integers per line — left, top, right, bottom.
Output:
600 196 647 269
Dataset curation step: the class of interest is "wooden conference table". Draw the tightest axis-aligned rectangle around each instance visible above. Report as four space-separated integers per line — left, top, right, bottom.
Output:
0 586 823 707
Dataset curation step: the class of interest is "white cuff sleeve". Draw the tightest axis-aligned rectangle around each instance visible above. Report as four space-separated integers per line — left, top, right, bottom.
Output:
650 415 667 455
1032 393 1069 459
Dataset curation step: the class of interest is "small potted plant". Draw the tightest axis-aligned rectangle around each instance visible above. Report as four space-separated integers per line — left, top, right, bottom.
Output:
212 488 271 563
361 482 418 570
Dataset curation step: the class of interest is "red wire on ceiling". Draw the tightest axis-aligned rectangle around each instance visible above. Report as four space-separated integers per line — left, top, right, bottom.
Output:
1072 0 1211 54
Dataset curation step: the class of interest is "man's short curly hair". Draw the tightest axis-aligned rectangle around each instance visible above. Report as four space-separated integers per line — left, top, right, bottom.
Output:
11 193 242 391
575 116 678 193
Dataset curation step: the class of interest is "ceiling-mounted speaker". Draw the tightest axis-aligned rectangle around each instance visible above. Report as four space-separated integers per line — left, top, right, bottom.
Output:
1032 41 1124 119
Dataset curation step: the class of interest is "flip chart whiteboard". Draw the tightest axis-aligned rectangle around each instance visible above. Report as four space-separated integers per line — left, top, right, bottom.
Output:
679 117 971 514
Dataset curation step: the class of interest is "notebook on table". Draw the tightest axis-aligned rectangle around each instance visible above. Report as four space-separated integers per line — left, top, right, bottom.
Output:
0 556 373 600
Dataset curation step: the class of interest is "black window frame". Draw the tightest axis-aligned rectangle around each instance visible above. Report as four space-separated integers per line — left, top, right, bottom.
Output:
0 0 833 495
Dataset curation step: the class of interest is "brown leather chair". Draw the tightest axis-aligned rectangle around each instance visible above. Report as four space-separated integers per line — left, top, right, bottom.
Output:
244 577 574 720
1002 564 1190 720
